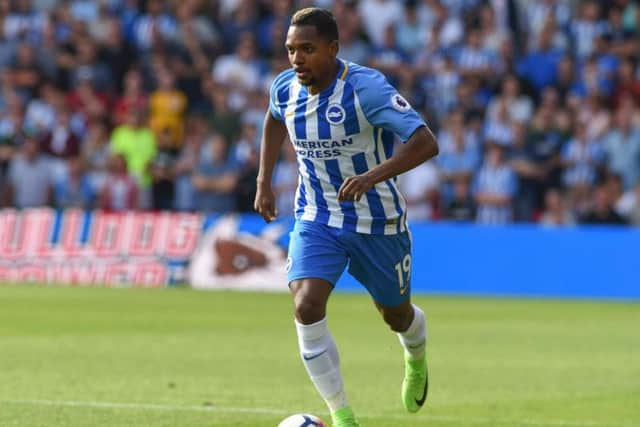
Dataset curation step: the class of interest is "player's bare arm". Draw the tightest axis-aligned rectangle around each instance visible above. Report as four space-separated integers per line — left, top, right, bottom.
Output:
254 110 288 222
338 126 439 202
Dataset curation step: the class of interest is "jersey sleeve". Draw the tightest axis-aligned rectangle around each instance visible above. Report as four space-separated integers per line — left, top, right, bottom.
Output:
269 70 293 122
354 69 426 142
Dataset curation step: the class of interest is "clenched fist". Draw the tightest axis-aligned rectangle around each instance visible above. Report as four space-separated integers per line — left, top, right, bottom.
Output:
338 174 374 202
254 185 277 222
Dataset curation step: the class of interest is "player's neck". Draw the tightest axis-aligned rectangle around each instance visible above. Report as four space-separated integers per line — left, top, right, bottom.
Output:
307 59 340 96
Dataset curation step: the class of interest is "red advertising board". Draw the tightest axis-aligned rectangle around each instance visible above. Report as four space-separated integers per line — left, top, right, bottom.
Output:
0 209 202 287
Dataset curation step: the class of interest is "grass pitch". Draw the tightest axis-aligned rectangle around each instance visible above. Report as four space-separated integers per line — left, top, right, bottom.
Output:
0 285 638 427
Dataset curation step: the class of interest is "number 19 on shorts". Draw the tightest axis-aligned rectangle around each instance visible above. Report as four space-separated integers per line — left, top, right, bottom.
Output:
394 254 411 295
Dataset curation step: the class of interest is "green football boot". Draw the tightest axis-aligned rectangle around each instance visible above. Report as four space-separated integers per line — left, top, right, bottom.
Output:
402 350 429 413
331 406 361 427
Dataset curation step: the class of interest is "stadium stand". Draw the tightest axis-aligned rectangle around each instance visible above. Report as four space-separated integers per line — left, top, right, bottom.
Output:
0 0 638 226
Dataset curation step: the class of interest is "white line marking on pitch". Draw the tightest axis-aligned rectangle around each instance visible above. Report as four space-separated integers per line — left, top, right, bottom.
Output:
0 399 288 416
0 399 634 427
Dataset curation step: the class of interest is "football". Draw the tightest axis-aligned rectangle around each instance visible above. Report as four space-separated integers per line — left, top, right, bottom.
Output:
277 414 328 427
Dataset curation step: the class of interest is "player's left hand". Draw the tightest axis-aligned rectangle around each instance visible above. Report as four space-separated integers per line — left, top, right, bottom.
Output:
338 174 374 202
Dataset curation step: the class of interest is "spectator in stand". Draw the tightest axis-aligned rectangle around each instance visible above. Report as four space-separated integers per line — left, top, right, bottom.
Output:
486 75 532 124
483 99 515 148
579 184 627 225
220 0 259 52
357 0 403 47
66 74 109 128
231 121 259 167
262 16 289 61
574 93 611 142
132 0 177 52
81 119 111 196
192 134 237 213
68 40 112 92
555 56 578 103
444 176 476 222
590 35 620 95
5 135 52 208
0 126 15 180
109 109 157 208
174 1 220 56
256 0 290 53
368 24 411 88
208 85 241 148
616 181 640 225
23 81 59 136
438 124 479 202
54 19 92 91
561 123 605 212
212 31 262 99
396 0 426 55
456 27 494 83
149 66 187 148
430 0 464 49
601 108 640 190
612 57 640 110
240 90 269 142
516 21 564 96
174 116 207 212
421 53 460 121
473 142 517 224
453 77 486 119
3 0 48 43
69 0 99 23
98 153 139 211
96 16 137 92
0 90 25 146
233 138 259 213
511 107 564 220
570 1 607 61
478 2 508 57
171 50 208 110
9 42 44 99
0 69 18 113
438 110 480 154
604 6 638 58
150 128 178 211
525 0 571 47
40 108 81 181
52 155 95 209
539 188 576 227
113 69 148 126
399 158 441 221
606 173 626 216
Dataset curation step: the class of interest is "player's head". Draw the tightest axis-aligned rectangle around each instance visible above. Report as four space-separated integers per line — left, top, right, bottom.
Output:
286 8 339 87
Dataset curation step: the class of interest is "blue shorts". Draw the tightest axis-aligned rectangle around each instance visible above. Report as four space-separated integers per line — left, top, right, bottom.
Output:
287 220 413 307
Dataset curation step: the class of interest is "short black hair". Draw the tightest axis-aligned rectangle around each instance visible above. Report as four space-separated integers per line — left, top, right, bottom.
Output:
291 7 339 42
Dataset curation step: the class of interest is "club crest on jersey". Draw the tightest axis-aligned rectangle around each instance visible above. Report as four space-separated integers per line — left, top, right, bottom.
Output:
391 94 411 112
326 103 346 125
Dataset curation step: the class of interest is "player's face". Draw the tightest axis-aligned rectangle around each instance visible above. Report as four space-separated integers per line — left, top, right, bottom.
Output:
285 25 338 88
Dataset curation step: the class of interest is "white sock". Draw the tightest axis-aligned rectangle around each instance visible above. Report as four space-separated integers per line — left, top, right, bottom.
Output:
397 304 427 360
295 317 348 412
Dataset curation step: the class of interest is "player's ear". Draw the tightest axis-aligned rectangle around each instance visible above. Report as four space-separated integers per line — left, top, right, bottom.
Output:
328 40 339 57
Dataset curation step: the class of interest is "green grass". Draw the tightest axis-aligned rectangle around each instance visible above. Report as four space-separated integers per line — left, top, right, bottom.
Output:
0 285 638 427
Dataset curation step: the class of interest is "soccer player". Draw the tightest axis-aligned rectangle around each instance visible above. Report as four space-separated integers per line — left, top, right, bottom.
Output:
254 8 439 427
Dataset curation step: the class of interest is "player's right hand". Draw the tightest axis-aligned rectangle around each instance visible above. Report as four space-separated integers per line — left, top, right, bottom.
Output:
254 185 278 223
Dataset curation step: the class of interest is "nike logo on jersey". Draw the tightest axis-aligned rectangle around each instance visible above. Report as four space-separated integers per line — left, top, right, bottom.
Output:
302 350 327 361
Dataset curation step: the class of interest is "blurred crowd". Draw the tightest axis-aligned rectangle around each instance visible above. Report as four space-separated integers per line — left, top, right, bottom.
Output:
0 0 639 227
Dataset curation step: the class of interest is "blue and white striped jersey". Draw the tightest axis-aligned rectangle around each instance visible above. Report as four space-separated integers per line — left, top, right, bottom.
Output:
269 59 426 235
